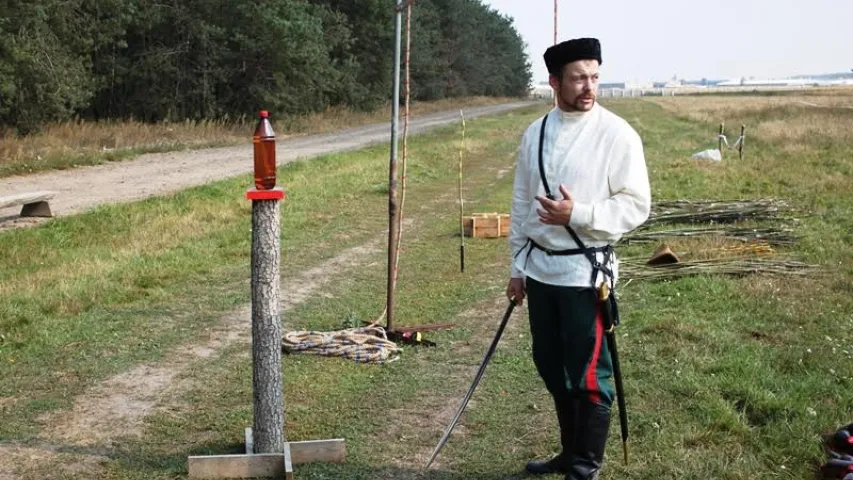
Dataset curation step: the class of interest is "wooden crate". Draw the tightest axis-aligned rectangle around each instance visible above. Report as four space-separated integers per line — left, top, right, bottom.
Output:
463 213 510 238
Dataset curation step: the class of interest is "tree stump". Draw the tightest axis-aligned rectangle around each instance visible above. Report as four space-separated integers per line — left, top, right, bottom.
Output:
249 189 284 454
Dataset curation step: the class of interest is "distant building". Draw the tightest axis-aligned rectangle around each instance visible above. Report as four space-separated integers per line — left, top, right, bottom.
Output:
529 83 553 99
599 81 654 90
715 77 816 87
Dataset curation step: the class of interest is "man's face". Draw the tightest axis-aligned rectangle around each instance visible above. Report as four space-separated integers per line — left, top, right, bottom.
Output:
549 59 600 112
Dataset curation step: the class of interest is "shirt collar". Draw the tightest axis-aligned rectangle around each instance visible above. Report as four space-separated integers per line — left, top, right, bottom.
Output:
555 102 598 121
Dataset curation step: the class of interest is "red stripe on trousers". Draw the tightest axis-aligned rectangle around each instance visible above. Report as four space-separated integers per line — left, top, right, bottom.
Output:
585 309 604 404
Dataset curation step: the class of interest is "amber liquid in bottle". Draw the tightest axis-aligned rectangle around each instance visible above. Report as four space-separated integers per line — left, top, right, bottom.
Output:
253 110 276 190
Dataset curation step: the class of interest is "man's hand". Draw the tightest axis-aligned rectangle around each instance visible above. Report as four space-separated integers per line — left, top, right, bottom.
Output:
534 184 574 226
506 277 526 305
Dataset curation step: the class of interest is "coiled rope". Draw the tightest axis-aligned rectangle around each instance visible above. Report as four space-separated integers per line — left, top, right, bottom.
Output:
282 326 401 364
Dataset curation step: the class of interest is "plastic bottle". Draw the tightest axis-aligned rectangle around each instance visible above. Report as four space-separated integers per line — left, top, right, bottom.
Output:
253 110 276 190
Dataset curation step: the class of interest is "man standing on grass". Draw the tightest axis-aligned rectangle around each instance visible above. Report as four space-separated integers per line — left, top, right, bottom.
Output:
506 38 650 480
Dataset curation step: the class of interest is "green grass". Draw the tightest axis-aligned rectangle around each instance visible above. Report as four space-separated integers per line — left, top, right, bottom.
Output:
2 96 853 479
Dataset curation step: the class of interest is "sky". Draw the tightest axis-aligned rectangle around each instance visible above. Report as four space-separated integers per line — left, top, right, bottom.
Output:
481 0 852 85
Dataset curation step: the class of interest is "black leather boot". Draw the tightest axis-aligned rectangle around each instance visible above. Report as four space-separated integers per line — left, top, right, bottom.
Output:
565 401 611 480
526 452 568 475
526 398 576 475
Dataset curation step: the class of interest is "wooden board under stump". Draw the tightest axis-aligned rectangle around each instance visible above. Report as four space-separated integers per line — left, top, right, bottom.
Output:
188 437 345 479
463 213 510 238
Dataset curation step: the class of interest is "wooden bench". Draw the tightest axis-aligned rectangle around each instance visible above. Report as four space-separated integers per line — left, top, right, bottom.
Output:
0 191 56 217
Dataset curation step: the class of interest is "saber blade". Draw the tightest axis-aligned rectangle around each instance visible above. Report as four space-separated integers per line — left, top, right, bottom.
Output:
424 300 516 469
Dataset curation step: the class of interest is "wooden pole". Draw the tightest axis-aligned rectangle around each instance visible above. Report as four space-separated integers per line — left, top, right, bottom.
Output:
739 124 746 160
248 188 285 454
718 122 725 159
458 110 466 273
386 0 403 332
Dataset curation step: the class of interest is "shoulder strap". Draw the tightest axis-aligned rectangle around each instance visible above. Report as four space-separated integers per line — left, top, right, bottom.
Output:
537 113 587 250
537 115 552 199
536 111 614 287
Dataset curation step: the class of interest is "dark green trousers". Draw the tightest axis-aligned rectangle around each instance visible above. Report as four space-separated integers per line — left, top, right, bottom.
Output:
526 277 615 407
527 277 615 479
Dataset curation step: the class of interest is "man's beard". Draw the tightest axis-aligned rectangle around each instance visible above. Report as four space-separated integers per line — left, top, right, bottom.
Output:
555 82 597 112
566 91 596 111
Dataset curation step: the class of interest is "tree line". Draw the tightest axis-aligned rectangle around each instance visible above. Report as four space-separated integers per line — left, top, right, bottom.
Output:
0 0 532 134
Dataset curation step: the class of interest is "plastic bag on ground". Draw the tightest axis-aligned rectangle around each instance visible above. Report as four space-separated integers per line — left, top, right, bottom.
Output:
692 149 722 162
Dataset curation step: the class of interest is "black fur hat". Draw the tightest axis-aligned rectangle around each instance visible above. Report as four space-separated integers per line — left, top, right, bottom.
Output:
544 38 602 75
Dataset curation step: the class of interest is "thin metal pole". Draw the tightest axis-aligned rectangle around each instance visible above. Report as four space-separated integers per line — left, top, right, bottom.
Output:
458 110 466 273
553 0 558 107
387 0 403 332
554 0 557 45
392 3 411 312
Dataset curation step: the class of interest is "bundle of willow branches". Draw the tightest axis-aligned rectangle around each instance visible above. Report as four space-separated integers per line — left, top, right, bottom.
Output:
644 198 794 227
620 257 820 282
621 226 798 246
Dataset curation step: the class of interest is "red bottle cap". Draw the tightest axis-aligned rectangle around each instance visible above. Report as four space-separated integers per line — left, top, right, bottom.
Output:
259 110 269 118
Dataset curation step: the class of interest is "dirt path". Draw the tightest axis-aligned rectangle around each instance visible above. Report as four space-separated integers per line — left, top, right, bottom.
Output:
0 102 535 227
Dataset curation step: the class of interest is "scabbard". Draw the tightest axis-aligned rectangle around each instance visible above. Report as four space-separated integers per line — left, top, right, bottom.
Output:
599 285 629 464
